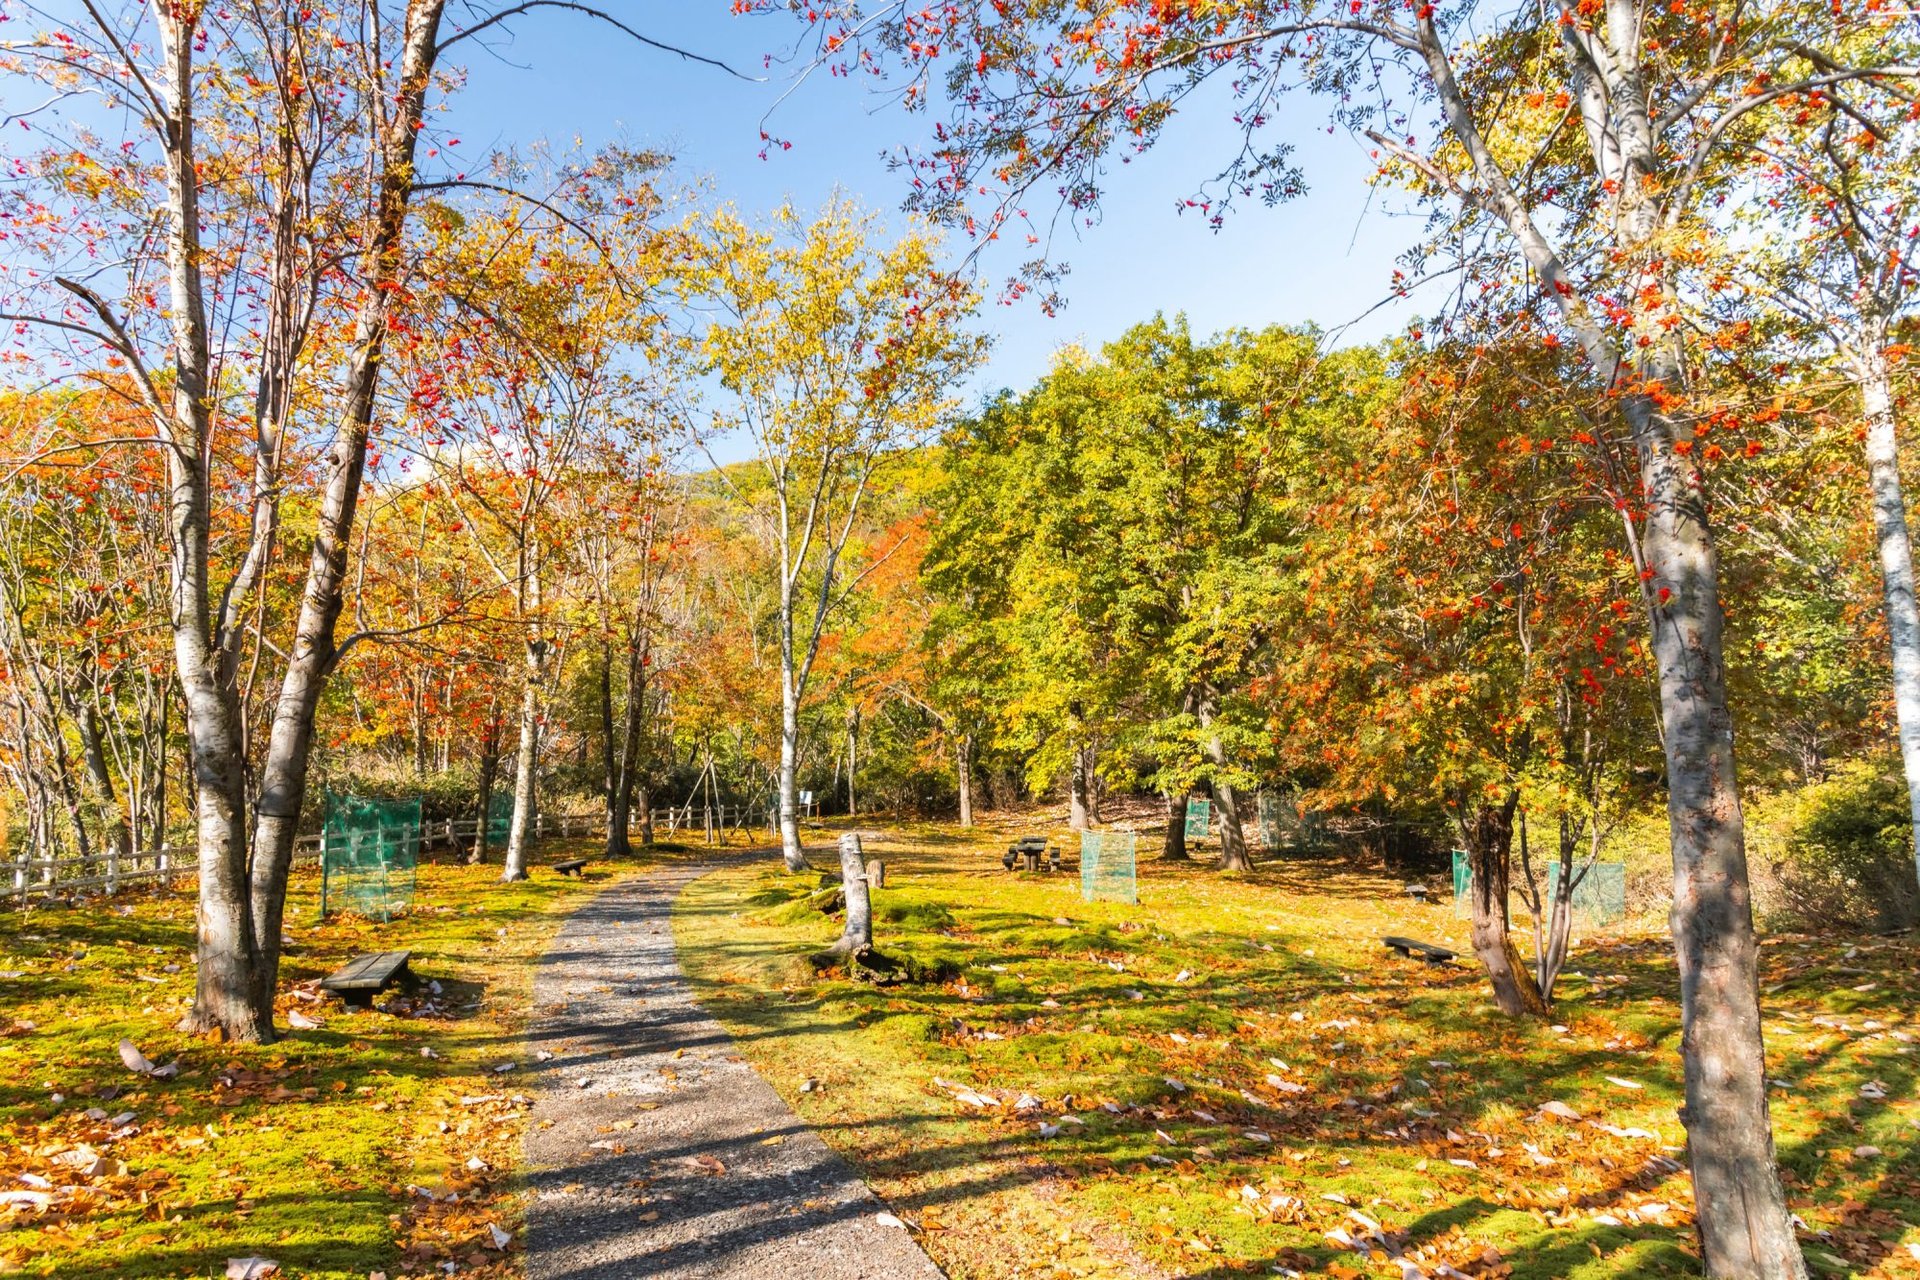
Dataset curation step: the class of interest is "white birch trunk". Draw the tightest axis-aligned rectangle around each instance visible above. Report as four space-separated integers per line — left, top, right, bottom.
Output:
955 733 973 827
1860 346 1920 897
501 648 542 882
830 832 872 955
778 662 807 871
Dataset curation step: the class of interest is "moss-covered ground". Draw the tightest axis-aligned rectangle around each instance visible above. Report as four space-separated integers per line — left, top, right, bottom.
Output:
674 819 1920 1280
0 838 659 1279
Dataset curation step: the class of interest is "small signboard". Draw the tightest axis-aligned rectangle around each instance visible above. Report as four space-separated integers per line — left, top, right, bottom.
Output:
1183 798 1212 840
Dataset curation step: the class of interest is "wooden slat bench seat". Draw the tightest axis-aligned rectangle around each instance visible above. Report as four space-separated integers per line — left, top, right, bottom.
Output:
1382 936 1456 965
320 950 415 1007
551 858 588 877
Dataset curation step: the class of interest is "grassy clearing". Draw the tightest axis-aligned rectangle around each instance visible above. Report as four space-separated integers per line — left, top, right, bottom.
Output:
0 838 651 1280
675 819 1920 1280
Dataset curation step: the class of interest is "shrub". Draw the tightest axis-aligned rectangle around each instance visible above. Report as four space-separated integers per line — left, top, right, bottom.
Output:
1769 761 1918 933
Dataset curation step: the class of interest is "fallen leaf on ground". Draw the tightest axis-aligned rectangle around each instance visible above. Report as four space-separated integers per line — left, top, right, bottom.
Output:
117 1038 156 1075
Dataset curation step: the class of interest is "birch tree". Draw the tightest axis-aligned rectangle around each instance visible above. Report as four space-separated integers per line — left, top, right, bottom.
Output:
412 169 669 880
1744 76 1920 894
688 199 984 871
0 0 728 1039
1 0 454 1040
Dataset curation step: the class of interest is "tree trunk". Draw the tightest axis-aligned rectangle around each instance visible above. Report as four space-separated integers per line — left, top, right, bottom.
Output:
1526 816 1586 1007
845 708 858 819
1068 744 1090 831
1197 690 1251 871
598 640 619 850
778 668 808 871
80 702 132 861
1085 745 1103 824
470 713 500 865
411 674 428 778
608 639 648 858
236 0 451 1032
1212 777 1250 871
829 831 873 955
955 733 974 827
607 769 633 857
1163 793 1189 860
1417 22 1802 1252
1618 373 1803 1277
1461 794 1549 1017
501 650 541 882
180 673 270 1042
1860 346 1920 901
139 0 273 1043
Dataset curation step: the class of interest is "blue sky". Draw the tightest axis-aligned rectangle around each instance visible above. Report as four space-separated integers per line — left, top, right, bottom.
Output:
443 4 1435 403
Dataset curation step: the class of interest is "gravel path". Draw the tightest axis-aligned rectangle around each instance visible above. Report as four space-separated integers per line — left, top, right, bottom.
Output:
522 858 945 1280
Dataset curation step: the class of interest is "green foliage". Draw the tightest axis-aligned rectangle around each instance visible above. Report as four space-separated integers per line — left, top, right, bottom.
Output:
924 316 1388 806
1768 761 1919 932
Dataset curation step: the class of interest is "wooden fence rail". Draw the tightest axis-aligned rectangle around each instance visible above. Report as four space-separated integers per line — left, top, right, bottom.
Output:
7 802 782 907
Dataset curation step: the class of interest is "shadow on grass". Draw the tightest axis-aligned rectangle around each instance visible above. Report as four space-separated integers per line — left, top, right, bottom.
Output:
661 831 1920 1279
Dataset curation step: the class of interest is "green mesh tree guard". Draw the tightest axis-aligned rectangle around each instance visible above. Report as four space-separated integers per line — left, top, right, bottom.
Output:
1256 791 1326 853
1451 850 1626 926
486 788 513 848
1257 792 1282 849
1081 831 1138 904
1182 799 1211 841
322 792 421 922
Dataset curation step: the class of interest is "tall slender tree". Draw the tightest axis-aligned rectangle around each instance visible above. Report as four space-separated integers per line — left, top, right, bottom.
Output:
686 198 984 871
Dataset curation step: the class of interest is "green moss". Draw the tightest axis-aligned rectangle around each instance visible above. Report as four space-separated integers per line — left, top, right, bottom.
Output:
0 838 641 1279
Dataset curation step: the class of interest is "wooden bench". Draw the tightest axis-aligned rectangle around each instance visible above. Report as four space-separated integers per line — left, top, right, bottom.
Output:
320 950 415 1007
551 858 588 877
1382 936 1456 965
1405 884 1431 903
1003 836 1059 873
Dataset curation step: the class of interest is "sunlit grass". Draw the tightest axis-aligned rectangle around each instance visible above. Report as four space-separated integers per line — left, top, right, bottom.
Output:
675 819 1920 1280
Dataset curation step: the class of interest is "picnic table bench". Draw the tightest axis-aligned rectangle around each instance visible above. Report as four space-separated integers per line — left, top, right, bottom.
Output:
1382 936 1456 965
1003 836 1060 873
1405 883 1431 903
320 950 415 1007
551 858 588 877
